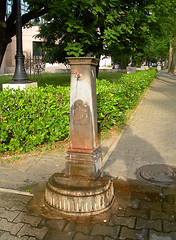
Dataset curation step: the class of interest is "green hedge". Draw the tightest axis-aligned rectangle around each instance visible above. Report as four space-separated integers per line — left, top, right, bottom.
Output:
97 68 156 130
0 68 156 153
0 85 70 153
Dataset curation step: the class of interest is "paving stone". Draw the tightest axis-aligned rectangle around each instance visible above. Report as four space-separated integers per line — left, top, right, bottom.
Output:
125 207 150 219
119 227 148 240
9 195 31 204
115 207 126 217
75 222 92 235
0 207 20 221
0 199 16 210
0 218 24 235
104 237 115 240
163 220 176 233
163 202 176 213
163 188 176 195
128 199 140 209
43 230 74 240
90 224 119 238
64 221 76 232
41 219 66 231
17 224 48 240
63 221 92 235
0 193 31 205
0 231 29 239
136 217 162 231
130 191 160 202
109 215 136 228
149 230 176 240
10 202 29 212
13 212 41 227
162 194 175 203
73 232 103 240
139 200 162 211
150 210 174 221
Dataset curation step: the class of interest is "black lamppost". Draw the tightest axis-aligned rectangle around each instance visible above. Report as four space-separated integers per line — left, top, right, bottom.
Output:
11 0 30 83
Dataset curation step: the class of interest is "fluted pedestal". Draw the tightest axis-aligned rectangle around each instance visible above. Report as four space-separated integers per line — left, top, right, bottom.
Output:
45 58 114 216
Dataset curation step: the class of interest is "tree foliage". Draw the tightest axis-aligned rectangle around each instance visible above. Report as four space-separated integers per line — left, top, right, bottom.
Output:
37 0 157 66
0 0 175 71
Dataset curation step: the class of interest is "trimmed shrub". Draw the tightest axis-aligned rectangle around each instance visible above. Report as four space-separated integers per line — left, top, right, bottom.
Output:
97 68 156 130
0 85 70 153
0 68 156 153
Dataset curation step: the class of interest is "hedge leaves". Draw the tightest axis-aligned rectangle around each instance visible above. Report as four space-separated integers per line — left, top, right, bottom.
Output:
0 68 156 153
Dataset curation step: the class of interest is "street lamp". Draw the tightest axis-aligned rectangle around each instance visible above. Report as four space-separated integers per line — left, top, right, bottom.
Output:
10 0 30 83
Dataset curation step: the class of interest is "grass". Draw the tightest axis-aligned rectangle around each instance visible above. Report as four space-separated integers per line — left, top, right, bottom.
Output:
0 71 123 90
98 71 123 83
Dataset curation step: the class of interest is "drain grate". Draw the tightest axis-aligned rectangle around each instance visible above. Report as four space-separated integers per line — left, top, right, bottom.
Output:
136 164 176 187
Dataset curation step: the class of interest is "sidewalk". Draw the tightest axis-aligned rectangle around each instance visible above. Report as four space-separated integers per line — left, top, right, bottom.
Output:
0 70 176 239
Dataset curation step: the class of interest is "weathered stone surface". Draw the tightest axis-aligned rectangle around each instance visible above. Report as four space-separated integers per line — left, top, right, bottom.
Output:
149 230 176 240
64 221 92 235
66 57 101 178
163 220 176 233
0 218 24 235
45 173 114 216
119 227 148 240
109 215 136 228
90 224 119 238
0 207 20 221
136 218 162 231
0 231 29 240
139 200 162 211
126 66 136 74
42 219 66 231
125 207 150 219
13 212 41 227
2 82 37 91
150 210 173 221
43 230 74 240
73 232 103 240
17 224 48 240
45 57 114 216
10 201 30 212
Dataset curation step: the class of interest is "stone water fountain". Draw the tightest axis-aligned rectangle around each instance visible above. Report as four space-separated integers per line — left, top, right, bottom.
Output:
45 57 114 216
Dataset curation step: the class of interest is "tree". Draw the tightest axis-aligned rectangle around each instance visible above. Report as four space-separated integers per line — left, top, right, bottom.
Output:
144 36 169 65
150 0 176 72
0 0 50 67
37 0 157 67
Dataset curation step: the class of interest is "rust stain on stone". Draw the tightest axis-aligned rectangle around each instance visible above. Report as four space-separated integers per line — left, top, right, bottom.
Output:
70 99 92 150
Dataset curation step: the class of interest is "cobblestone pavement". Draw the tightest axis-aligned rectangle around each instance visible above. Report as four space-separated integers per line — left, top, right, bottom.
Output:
1 180 176 240
0 71 176 239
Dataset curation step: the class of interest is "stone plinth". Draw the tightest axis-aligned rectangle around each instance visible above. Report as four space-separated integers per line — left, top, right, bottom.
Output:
126 66 136 74
2 82 37 91
45 173 114 216
157 66 161 71
45 57 114 216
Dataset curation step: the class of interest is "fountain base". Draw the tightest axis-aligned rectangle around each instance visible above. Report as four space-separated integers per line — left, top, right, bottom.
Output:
45 173 114 216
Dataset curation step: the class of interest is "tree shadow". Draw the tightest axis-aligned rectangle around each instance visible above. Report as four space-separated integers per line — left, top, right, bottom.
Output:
102 127 165 181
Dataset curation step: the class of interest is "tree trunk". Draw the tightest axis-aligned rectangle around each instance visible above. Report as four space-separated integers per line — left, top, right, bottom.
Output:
169 36 176 74
167 40 173 71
